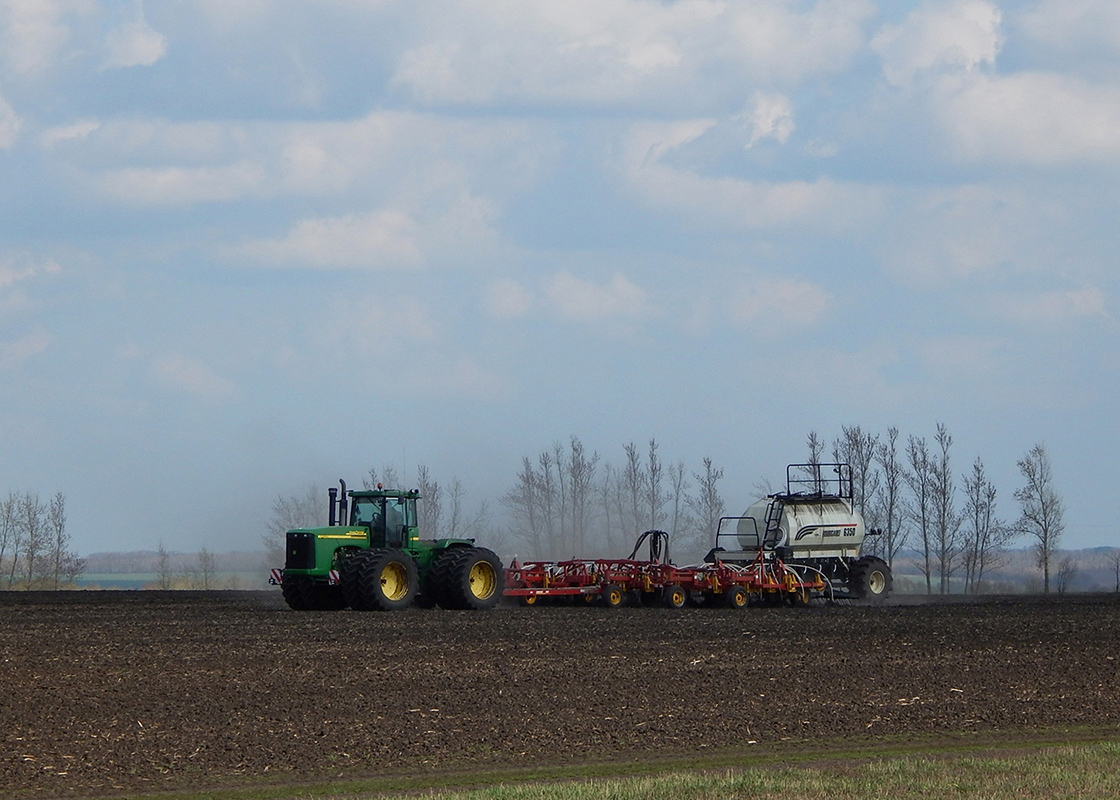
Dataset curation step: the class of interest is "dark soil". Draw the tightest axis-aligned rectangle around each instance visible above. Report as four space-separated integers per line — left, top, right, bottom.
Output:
2 591 1119 797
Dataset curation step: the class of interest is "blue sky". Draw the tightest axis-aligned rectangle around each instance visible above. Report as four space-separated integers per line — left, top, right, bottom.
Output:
1 0 1117 554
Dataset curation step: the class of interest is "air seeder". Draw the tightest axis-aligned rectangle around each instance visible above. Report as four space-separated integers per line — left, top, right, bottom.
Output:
274 481 502 611
503 463 892 607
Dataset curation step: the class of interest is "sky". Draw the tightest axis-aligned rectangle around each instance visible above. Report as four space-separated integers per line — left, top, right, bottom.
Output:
1 0 1118 555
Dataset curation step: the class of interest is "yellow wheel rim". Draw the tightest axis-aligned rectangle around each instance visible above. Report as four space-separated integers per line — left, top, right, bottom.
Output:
606 589 622 606
732 591 746 608
380 562 409 601
468 560 497 600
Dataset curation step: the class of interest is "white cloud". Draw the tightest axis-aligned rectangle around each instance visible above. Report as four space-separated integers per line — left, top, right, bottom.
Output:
622 120 883 232
0 0 83 75
872 0 1001 87
879 185 1067 286
103 18 167 69
152 354 239 403
97 161 267 204
241 209 425 270
0 253 59 289
990 288 1107 324
730 277 830 330
0 92 22 148
741 92 794 148
392 0 873 106
0 328 49 368
486 279 533 318
1019 0 1120 53
546 272 648 320
39 119 99 147
939 73 1120 164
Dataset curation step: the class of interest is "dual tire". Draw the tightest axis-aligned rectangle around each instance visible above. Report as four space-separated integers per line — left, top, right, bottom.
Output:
281 575 347 611
428 547 504 610
340 549 418 611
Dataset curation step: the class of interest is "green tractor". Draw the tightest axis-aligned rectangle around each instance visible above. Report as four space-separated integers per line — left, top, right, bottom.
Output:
277 480 503 612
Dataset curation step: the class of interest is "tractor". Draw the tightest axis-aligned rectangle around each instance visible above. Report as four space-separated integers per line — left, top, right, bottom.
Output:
277 480 503 611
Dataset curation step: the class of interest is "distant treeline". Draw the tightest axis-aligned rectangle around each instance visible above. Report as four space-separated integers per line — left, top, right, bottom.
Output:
0 491 84 589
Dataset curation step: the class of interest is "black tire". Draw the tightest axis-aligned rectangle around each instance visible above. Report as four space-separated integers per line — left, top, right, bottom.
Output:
281 575 311 610
724 585 748 609
663 585 687 609
848 557 892 603
357 549 418 611
433 547 503 610
340 550 374 611
638 590 660 607
600 583 625 608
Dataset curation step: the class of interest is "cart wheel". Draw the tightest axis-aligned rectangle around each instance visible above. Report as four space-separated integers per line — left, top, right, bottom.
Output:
600 584 625 608
518 594 539 607
663 585 687 609
725 586 748 609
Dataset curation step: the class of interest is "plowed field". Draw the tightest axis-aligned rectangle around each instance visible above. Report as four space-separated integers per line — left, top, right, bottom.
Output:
2 591 1119 798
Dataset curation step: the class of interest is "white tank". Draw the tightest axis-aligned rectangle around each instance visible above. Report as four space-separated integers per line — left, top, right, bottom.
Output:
736 495 866 560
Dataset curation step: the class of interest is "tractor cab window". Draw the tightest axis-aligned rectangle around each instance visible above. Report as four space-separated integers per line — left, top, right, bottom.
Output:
351 499 378 527
351 496 410 547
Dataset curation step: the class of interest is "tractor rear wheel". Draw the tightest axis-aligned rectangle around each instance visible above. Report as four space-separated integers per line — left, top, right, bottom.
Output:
356 549 418 611
848 557 892 603
433 547 503 610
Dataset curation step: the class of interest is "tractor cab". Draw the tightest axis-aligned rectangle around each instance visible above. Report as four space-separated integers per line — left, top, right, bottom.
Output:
348 490 418 549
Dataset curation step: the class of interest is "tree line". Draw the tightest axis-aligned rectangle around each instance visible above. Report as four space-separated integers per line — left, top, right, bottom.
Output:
815 425 1066 594
0 491 85 589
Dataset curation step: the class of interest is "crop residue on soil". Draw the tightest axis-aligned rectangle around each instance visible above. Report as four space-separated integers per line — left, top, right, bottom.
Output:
1 591 1118 797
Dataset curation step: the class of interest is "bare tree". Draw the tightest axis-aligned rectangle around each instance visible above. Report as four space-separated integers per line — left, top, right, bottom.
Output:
0 493 18 589
196 546 217 590
1108 550 1120 594
47 493 83 589
565 437 598 554
806 431 825 492
1014 443 1064 594
156 541 175 590
1054 554 1078 595
905 435 935 594
931 424 963 594
644 438 667 531
597 464 619 554
365 463 401 490
961 457 1014 593
667 460 692 555
872 427 907 567
687 457 725 558
19 492 49 589
416 465 442 539
833 425 879 517
621 442 644 537
446 477 489 540
502 457 547 556
264 485 322 564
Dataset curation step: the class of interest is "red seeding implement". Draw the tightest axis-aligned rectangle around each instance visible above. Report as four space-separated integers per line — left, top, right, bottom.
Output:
503 529 830 608
502 463 892 608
